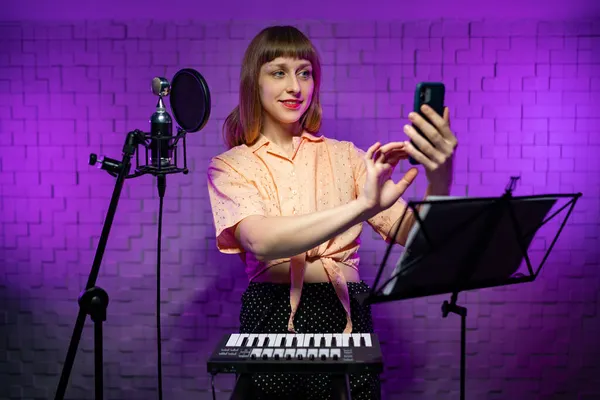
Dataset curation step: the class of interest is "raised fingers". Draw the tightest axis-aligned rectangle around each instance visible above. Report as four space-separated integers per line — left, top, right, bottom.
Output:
419 105 457 148
403 140 438 171
403 124 447 165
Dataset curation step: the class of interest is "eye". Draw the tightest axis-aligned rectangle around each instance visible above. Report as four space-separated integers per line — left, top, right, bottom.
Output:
299 70 312 79
271 70 285 78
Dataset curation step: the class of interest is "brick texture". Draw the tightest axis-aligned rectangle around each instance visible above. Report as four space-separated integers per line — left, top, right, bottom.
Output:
0 18 599 400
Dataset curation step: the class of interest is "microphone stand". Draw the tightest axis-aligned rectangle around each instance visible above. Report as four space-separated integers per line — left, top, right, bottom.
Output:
54 68 208 400
54 130 143 400
54 125 189 400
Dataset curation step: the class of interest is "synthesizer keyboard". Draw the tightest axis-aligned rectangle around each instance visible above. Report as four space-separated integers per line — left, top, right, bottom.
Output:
207 333 383 375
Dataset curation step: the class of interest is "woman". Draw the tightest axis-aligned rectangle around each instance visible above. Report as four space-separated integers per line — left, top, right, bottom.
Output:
207 25 457 400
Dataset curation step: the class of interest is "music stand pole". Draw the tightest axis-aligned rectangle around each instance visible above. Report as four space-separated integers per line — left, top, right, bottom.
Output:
54 130 142 400
359 178 581 400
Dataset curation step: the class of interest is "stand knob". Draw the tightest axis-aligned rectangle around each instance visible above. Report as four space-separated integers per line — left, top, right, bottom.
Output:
89 153 98 166
78 286 109 323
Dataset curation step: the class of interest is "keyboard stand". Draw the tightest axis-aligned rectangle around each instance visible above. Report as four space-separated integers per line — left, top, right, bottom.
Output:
331 374 352 400
230 373 352 399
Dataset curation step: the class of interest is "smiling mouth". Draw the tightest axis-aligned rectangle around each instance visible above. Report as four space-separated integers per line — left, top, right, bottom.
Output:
280 100 303 109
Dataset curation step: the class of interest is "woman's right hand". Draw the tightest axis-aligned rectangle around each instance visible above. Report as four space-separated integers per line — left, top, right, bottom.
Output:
358 141 418 218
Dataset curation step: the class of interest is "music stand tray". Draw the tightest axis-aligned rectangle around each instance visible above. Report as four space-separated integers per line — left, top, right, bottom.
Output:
357 178 582 400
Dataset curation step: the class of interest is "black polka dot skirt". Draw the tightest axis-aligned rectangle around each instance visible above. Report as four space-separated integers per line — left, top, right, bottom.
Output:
238 281 381 400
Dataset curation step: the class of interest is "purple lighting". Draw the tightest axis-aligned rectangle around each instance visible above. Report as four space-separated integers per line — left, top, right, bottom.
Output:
1 1 599 399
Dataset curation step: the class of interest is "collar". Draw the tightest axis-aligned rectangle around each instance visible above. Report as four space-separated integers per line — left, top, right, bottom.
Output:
248 131 324 153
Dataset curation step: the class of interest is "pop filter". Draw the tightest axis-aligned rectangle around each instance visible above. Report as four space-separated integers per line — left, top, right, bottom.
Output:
169 68 211 133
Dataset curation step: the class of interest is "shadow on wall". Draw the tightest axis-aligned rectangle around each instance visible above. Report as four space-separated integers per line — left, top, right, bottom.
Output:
0 277 45 399
158 241 244 397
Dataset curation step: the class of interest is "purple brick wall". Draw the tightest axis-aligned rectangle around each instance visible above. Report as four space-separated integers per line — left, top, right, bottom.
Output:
1 15 599 400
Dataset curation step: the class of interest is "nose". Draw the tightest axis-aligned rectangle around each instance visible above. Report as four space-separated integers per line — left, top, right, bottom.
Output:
286 75 301 94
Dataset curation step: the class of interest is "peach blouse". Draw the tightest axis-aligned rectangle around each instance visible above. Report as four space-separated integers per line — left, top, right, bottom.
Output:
207 131 409 333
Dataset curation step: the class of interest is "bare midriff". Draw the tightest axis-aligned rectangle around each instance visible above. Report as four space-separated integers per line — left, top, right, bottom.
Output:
251 259 361 284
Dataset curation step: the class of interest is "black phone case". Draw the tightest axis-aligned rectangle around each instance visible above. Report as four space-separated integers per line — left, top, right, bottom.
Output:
408 82 446 165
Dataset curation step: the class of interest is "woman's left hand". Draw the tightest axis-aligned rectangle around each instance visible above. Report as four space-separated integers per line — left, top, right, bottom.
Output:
403 105 457 192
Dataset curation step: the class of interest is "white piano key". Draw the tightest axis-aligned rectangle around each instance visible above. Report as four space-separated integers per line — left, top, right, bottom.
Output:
313 334 323 347
274 334 286 347
362 333 372 347
342 333 351 347
245 334 258 347
318 349 329 359
352 333 362 347
302 333 314 347
284 349 296 359
261 348 273 359
267 334 277 347
330 348 341 360
324 333 333 347
235 334 249 347
294 334 305 347
273 348 285 359
333 333 343 347
256 334 268 347
296 348 307 359
285 334 296 347
226 334 240 347
250 348 263 359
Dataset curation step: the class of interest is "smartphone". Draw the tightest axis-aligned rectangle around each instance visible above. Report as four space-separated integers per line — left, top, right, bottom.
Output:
408 82 446 165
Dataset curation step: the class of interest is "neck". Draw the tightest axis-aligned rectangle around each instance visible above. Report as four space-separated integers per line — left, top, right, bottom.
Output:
261 115 303 148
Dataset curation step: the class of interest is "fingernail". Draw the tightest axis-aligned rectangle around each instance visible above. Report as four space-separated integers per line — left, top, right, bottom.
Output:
408 113 415 120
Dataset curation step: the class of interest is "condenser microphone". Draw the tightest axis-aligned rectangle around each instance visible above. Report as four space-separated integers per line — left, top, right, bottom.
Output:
149 96 173 168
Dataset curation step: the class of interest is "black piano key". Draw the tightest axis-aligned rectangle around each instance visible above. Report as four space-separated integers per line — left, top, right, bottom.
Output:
360 336 366 347
320 337 326 347
281 337 286 347
309 337 315 347
241 337 248 347
292 337 298 347
252 337 259 346
332 336 337 347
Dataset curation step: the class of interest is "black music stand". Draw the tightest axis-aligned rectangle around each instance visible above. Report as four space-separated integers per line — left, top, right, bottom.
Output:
356 177 581 400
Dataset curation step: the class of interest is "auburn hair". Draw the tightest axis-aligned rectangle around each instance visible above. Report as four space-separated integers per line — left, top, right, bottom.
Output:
222 25 322 149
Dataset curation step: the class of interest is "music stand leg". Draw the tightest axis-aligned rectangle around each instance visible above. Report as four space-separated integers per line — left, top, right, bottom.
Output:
331 374 352 400
442 292 467 400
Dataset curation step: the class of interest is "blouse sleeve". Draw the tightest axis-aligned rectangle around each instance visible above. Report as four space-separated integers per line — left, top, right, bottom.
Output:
348 142 411 244
206 156 267 253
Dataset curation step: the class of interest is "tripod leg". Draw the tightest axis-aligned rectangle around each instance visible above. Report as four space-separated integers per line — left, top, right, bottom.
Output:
95 317 103 400
54 311 88 400
461 310 466 400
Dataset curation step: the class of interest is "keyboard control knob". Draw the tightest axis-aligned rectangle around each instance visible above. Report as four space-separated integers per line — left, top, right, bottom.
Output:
309 354 315 361
297 354 303 360
251 354 256 360
286 354 291 360
274 354 280 360
262 354 268 360
320 354 327 361
332 354 339 361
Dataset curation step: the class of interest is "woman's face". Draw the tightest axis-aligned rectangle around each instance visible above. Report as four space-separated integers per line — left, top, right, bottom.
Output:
258 57 314 130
